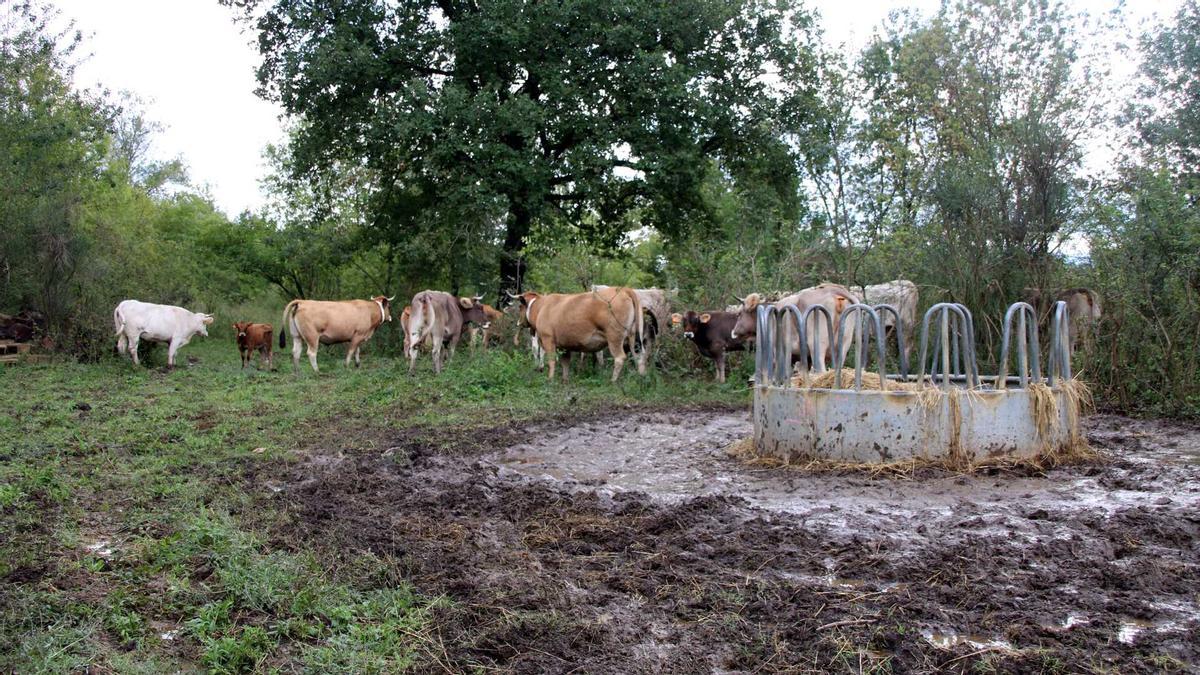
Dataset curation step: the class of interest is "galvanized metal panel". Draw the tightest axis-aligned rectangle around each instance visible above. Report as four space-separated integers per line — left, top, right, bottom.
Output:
754 386 1073 463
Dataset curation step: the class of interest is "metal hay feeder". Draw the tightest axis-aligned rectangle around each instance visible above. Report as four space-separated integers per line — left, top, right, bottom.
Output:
751 299 1080 464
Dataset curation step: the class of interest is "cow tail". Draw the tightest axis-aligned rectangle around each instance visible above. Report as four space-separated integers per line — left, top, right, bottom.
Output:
408 295 428 350
626 288 644 352
426 295 443 345
1088 289 1102 321
113 305 125 335
280 300 301 349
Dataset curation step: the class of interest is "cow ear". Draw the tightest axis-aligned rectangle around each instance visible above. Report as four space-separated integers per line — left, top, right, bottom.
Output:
231 323 238 331
670 312 682 324
459 297 473 308
746 295 759 310
700 313 712 323
203 315 214 325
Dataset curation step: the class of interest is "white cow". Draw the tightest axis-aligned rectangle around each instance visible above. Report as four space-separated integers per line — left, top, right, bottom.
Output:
852 280 919 363
113 300 213 367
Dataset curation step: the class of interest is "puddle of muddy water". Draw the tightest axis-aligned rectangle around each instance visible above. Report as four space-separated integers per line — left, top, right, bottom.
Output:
921 630 1016 653
490 412 1200 534
1117 618 1155 645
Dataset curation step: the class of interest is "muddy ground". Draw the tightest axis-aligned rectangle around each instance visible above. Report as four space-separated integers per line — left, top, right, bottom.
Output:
259 406 1200 673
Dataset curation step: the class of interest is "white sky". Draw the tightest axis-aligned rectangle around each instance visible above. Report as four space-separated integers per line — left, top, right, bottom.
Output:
51 0 1180 217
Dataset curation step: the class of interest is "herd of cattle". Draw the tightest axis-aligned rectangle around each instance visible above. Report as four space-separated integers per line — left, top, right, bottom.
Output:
108 283 1102 381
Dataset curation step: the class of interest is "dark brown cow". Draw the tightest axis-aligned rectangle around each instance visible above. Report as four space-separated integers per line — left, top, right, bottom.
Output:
232 322 273 369
670 310 748 383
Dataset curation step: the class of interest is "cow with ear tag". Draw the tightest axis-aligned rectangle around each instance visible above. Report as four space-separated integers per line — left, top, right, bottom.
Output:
671 309 749 383
113 300 215 368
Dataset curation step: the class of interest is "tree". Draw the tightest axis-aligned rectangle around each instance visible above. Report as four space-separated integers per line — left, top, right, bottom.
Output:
0 0 112 325
223 0 818 298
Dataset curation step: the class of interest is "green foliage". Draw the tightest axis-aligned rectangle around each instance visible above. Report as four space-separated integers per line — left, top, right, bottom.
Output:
226 0 818 293
0 2 277 357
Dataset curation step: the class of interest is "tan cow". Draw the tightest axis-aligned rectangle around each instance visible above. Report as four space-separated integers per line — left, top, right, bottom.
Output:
731 283 861 373
280 295 393 372
406 291 490 374
1023 287 1102 356
513 287 644 383
468 303 508 352
591 284 672 372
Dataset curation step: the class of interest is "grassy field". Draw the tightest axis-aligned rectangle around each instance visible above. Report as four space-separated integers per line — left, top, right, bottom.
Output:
0 337 750 672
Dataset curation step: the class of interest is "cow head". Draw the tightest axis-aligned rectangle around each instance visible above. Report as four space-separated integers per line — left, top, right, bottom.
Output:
371 295 394 323
458 296 490 328
730 293 763 340
674 311 711 340
196 313 214 337
509 291 541 329
232 321 249 340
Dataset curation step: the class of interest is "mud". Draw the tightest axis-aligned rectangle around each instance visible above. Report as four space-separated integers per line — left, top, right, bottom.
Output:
265 409 1200 673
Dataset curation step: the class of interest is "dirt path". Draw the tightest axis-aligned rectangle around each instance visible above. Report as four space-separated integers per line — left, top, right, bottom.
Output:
269 409 1200 673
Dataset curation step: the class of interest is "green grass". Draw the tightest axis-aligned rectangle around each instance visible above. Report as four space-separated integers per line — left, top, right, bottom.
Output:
0 336 748 672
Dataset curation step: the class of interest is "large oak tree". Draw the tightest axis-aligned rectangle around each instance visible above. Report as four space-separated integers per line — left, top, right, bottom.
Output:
224 0 817 296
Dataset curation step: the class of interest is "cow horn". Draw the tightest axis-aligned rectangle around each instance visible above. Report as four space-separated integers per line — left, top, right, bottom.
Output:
386 295 395 301
506 291 520 299
732 295 744 306
473 294 484 302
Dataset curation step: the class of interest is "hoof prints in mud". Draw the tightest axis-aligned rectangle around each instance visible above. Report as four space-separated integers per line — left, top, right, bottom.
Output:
275 411 1200 672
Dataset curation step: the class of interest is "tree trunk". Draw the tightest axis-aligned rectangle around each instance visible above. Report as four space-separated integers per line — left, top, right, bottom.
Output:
498 202 531 305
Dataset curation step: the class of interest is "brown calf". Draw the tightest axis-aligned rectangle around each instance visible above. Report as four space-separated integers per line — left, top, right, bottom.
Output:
233 322 273 369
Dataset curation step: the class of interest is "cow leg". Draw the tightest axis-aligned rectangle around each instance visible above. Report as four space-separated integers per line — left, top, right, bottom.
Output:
345 337 362 368
607 335 627 383
716 351 726 384
560 351 571 383
117 332 128 356
430 338 443 375
541 335 557 382
292 336 304 372
129 334 141 366
167 339 180 368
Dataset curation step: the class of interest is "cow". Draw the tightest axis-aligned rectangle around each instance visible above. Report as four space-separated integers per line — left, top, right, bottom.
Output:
232 322 273 369
591 284 671 372
468 303 509 352
406 291 490 374
730 283 861 373
851 279 918 364
512 286 644 383
280 295 393 372
670 310 748 383
113 300 214 367
1025 287 1102 357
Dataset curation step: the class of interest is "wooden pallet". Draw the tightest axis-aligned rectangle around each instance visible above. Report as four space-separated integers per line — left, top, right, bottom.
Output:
0 339 32 364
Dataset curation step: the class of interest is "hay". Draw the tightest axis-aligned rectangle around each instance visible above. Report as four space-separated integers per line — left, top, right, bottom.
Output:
794 368 922 391
1028 382 1060 440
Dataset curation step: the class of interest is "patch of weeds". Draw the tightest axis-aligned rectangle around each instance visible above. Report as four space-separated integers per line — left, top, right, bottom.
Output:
201 624 274 674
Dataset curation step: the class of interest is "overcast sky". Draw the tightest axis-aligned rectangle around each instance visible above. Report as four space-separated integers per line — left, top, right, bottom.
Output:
52 0 1178 217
